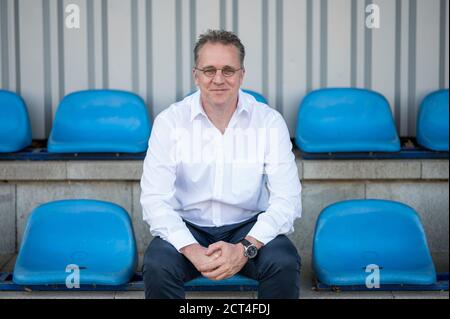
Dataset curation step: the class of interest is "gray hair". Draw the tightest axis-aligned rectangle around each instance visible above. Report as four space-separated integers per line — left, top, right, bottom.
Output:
194 29 245 67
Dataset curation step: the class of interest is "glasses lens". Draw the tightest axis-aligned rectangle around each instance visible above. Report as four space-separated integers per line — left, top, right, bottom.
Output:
222 67 236 77
203 68 217 77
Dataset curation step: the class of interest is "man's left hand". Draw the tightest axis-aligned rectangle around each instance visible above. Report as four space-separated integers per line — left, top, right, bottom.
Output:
198 241 247 281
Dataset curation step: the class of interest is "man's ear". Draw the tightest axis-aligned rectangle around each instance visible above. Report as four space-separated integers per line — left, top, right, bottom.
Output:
240 68 245 86
193 68 199 86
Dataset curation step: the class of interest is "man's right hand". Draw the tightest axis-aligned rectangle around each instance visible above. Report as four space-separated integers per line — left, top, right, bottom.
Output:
180 243 221 272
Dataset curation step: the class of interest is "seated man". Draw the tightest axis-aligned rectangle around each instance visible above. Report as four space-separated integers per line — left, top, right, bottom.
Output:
140 29 302 299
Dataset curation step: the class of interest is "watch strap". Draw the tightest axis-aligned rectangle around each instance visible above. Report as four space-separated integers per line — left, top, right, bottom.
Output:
240 238 253 248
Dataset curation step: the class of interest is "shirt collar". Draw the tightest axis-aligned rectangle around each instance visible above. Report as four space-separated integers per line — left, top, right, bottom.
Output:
190 89 249 122
236 90 250 115
190 90 207 122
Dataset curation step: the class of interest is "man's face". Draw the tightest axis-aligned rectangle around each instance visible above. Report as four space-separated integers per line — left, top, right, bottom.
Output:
194 42 245 109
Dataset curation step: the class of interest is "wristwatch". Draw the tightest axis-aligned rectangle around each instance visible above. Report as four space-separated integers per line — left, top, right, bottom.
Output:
239 239 258 259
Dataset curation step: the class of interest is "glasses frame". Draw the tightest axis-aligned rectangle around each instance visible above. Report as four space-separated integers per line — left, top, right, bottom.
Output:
194 66 243 78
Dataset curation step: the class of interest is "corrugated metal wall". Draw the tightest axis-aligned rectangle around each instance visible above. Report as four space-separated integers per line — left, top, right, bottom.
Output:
0 0 448 139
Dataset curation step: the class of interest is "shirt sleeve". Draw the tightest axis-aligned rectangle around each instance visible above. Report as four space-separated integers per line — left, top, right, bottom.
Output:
247 112 302 245
140 113 198 251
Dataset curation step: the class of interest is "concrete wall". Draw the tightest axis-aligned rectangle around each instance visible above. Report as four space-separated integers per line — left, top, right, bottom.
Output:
0 0 449 138
0 157 448 271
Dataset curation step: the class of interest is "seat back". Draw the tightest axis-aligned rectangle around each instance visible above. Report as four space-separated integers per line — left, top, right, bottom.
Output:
48 90 151 153
0 90 32 153
241 89 268 104
295 88 401 153
13 199 138 286
312 199 436 286
417 89 449 151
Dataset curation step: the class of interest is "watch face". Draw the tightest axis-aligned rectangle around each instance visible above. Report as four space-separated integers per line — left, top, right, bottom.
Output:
246 245 258 258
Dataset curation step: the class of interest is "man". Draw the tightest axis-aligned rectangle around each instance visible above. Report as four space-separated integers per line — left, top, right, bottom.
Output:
140 30 302 299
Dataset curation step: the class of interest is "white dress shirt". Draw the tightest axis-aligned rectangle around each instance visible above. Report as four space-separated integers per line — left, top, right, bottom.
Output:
140 90 302 251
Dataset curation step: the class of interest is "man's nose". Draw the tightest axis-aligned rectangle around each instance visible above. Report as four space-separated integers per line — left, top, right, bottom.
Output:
212 70 226 84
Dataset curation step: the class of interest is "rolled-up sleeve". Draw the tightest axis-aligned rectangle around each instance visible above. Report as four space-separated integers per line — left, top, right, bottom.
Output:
247 112 302 245
140 114 198 251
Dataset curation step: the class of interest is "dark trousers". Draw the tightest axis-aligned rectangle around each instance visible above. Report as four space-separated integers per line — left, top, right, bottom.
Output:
143 215 301 299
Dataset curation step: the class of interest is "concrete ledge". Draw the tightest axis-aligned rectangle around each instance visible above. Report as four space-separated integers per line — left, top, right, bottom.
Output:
1 158 448 181
0 162 67 180
295 159 303 179
0 185 15 254
67 161 143 180
302 160 422 180
132 184 154 257
432 252 450 273
422 160 450 179
0 254 13 270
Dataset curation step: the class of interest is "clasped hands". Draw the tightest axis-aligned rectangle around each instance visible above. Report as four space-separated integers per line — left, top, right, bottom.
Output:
181 238 261 281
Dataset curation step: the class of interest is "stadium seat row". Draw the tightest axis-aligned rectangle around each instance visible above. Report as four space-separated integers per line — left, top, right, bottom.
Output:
1 87 444 290
12 198 437 288
0 88 448 153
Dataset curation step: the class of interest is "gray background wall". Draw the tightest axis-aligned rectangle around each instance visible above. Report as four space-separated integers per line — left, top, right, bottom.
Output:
0 0 449 139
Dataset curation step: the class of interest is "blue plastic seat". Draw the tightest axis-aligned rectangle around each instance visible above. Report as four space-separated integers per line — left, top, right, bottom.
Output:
295 88 401 153
48 90 151 153
312 199 436 286
13 199 137 286
242 89 268 104
416 89 449 151
0 90 32 153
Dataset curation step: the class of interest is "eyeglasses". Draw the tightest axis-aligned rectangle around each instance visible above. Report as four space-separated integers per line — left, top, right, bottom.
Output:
194 66 243 78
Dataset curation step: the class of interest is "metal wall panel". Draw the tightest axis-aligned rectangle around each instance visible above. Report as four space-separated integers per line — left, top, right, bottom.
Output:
18 0 46 138
0 0 448 139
